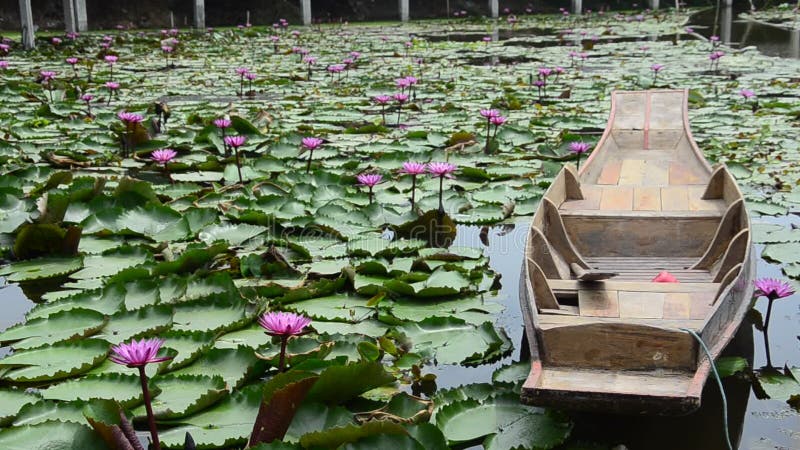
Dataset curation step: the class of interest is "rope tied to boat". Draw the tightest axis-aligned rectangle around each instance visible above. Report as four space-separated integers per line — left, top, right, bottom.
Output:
680 328 733 450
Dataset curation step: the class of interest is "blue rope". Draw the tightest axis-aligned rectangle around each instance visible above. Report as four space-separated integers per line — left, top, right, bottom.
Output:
681 328 733 450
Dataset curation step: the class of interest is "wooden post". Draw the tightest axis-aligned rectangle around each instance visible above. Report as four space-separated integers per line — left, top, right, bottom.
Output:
193 0 205 29
572 0 582 15
170 11 175 28
63 0 76 33
649 0 659 9
489 0 499 18
18 0 35 49
720 5 732 44
791 30 799 60
74 0 87 31
301 0 311 25
399 0 409 22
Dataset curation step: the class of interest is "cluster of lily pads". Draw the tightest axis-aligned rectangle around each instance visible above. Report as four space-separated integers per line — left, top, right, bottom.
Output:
0 5 799 450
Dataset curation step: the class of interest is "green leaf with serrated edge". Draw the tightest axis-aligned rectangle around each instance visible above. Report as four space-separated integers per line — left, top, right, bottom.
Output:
94 304 173 345
305 361 395 405
41 373 146 408
0 389 40 427
300 420 409 449
158 384 261 449
284 402 354 443
132 374 227 420
171 296 251 333
70 246 151 280
26 284 126 320
0 420 108 450
396 317 509 365
0 339 109 382
0 308 106 350
159 330 216 371
14 400 88 426
0 257 83 282
170 346 268 390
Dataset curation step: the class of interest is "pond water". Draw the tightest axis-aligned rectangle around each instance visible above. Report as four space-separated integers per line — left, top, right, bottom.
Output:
688 6 800 59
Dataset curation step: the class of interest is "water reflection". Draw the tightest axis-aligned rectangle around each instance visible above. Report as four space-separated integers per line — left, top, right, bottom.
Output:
690 6 800 59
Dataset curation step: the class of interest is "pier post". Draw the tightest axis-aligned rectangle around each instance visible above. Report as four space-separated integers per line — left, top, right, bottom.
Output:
571 0 582 15
193 0 205 29
649 0 659 9
489 0 499 18
18 0 35 49
301 0 311 25
74 0 87 31
63 0 76 33
399 0 409 22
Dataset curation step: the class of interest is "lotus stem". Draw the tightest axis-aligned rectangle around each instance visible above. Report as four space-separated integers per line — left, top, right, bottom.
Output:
278 336 288 372
410 175 416 208
137 366 162 450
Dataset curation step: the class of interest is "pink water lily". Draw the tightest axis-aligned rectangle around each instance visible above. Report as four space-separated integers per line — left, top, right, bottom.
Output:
65 57 78 65
429 162 456 215
569 141 592 170
302 137 324 173
110 338 171 450
373 95 392 124
110 338 173 368
481 109 501 154
214 118 232 129
400 162 426 208
480 109 501 118
258 311 312 372
151 148 177 165
754 278 794 301
104 55 118 64
357 173 383 205
118 111 143 123
224 136 247 183
740 89 755 99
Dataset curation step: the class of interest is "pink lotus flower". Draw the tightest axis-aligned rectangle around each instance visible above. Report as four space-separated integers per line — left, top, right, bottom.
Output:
245 72 256 81
109 338 173 368
259 311 311 336
373 95 392 104
235 67 249 76
569 142 591 153
650 64 664 72
301 137 324 151
303 56 317 65
118 111 144 123
652 271 679 283
483 36 492 42
480 109 501 119
80 94 93 102
396 77 412 89
538 67 552 78
52 37 62 45
754 278 794 301
106 81 120 90
327 64 345 73
151 148 177 165
400 162 427 175
224 135 246 148
40 70 56 81
0 60 8 69
710 35 720 42
104 55 118 64
349 51 361 59
490 116 507 126
161 45 173 53
428 162 457 178
0 44 10 53
740 89 755 99
214 118 231 128
357 173 383 187
393 93 409 103
66 57 78 65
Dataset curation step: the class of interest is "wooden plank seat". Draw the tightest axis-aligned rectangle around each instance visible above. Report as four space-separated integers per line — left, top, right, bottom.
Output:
582 256 713 282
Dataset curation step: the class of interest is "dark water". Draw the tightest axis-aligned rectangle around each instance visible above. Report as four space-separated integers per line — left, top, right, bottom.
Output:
688 6 800 59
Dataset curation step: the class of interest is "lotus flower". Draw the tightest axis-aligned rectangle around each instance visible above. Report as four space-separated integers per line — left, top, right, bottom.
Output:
373 95 392 124
569 141 592 170
104 55 118 64
258 312 312 372
110 338 171 450
357 173 382 205
151 148 177 165
65 57 78 65
110 338 172 368
740 89 755 100
118 111 143 123
754 278 794 302
224 136 246 183
429 162 456 215
481 109 501 154
40 70 56 82
754 277 795 366
400 162 426 208
302 137 324 173
394 93 409 125
0 60 8 70
214 118 232 129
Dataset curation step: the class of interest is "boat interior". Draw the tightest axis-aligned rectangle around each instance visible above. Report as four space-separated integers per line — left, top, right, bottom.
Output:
523 90 752 387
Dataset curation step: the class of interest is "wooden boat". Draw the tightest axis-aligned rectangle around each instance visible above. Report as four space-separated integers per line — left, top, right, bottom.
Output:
519 89 754 415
